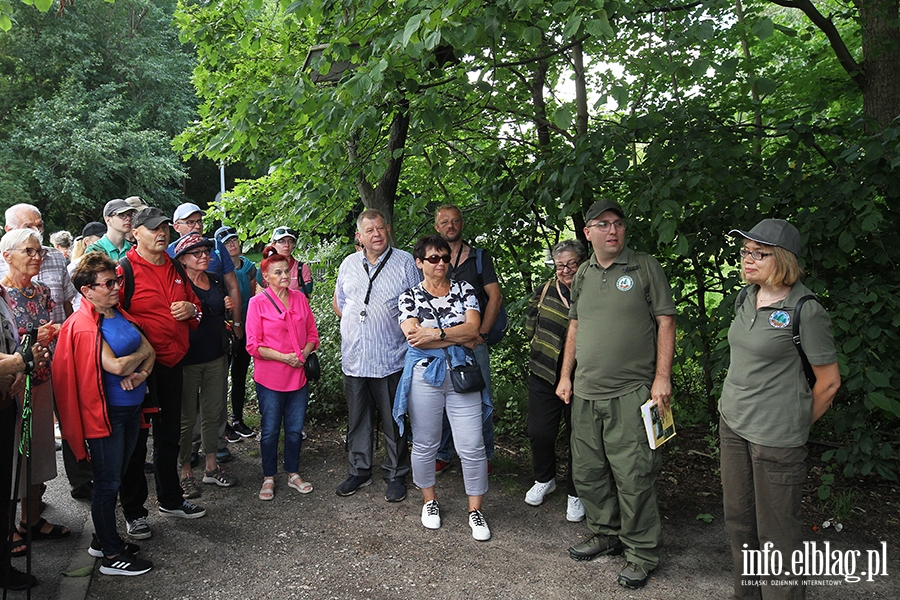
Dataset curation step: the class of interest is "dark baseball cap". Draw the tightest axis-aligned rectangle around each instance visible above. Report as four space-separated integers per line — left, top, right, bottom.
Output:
729 219 802 256
81 221 106 238
103 199 133 217
584 199 625 223
132 207 171 230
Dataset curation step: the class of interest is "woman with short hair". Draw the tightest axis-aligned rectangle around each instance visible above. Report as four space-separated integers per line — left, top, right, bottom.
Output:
720 219 841 598
1 228 67 557
54 252 155 576
246 246 319 500
523 239 587 521
394 234 491 541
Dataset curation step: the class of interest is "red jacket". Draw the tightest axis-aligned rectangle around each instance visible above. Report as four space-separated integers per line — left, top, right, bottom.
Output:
52 301 141 461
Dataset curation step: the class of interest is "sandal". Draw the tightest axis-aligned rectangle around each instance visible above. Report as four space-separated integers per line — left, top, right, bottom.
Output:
19 517 70 540
259 478 275 501
9 535 27 558
287 473 313 494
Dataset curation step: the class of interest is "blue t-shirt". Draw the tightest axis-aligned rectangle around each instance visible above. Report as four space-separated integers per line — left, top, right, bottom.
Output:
101 310 147 407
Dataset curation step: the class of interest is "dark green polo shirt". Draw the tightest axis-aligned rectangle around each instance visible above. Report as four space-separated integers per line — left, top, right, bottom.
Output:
569 247 676 400
719 281 837 448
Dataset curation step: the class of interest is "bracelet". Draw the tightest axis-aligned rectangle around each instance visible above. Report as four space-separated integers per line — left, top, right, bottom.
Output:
233 322 242 327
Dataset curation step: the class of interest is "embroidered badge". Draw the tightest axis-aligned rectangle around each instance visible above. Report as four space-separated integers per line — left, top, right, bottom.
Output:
769 310 790 328
616 275 634 292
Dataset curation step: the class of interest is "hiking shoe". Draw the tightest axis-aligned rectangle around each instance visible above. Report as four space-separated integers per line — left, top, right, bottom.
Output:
335 475 372 497
618 561 652 589
232 420 255 438
202 465 237 487
421 500 441 529
159 500 206 519
0 565 36 590
181 474 202 498
89 536 140 558
216 448 234 464
568 533 624 561
224 424 241 443
524 480 556 506
99 552 153 576
566 496 586 522
385 479 407 503
468 509 491 541
435 459 452 474
126 516 151 540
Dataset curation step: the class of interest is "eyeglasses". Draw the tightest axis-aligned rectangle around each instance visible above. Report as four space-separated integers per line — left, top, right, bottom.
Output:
422 254 451 264
116 211 136 220
739 249 773 261
14 247 48 258
187 248 211 258
178 219 203 228
89 275 124 290
554 260 580 272
586 220 626 232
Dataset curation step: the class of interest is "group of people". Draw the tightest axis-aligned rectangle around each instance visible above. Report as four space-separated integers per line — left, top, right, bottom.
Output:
1 197 840 598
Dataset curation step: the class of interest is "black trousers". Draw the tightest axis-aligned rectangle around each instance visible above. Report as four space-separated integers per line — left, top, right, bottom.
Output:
229 341 252 422
119 425 149 521
527 373 576 496
147 361 184 510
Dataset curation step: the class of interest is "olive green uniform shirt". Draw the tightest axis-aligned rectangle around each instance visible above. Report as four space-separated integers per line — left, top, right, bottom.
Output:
719 281 837 448
569 247 676 400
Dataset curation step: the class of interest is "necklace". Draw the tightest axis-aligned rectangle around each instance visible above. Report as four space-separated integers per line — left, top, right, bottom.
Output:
2 276 36 299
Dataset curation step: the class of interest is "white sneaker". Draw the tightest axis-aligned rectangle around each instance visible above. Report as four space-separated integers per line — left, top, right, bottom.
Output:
421 500 441 530
468 509 491 541
567 495 586 522
524 480 557 506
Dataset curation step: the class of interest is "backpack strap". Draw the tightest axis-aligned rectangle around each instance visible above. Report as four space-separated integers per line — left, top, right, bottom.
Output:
793 295 818 389
118 256 135 311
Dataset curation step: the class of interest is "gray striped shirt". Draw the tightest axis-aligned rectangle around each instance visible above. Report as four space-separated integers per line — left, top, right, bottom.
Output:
336 248 421 378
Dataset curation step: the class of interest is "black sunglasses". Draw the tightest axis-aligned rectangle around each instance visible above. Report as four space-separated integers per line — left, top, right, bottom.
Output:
422 254 451 264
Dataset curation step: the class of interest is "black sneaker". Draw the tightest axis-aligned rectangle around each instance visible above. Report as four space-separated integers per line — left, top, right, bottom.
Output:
224 424 241 443
231 420 255 438
88 536 140 558
99 552 153 576
0 565 37 590
335 475 372 497
385 479 407 502
126 516 152 540
158 500 207 519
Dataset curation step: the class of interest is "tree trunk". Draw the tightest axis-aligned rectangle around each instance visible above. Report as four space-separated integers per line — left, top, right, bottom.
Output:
857 0 900 127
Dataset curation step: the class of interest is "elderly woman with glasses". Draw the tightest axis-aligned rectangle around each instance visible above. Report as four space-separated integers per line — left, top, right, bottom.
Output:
0 228 67 556
174 233 238 498
523 239 587 522
393 234 491 541
720 219 841 598
54 252 155 575
256 227 313 296
246 246 319 500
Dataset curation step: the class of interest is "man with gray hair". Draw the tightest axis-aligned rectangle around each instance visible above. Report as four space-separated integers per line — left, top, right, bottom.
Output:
334 209 420 501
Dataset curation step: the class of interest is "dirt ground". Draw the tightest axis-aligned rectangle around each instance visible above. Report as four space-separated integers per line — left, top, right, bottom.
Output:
76 422 900 600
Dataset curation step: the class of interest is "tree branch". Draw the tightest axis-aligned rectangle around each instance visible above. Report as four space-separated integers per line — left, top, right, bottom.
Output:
768 0 865 90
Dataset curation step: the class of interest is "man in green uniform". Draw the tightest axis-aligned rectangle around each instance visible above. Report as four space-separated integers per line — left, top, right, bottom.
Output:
556 199 676 589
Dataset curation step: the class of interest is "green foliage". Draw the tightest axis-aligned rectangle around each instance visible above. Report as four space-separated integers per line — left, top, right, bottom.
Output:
696 513 714 523
0 0 197 230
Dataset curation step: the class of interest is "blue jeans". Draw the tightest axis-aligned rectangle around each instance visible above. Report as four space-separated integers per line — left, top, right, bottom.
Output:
86 404 142 557
256 383 309 477
437 343 494 461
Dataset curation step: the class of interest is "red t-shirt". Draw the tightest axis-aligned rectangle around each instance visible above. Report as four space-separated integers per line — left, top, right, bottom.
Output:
117 247 200 367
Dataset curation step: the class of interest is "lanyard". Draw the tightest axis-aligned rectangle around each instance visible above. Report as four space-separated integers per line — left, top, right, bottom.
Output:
449 243 467 277
359 248 393 320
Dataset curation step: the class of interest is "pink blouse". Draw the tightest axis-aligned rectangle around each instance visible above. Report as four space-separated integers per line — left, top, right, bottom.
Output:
246 288 319 392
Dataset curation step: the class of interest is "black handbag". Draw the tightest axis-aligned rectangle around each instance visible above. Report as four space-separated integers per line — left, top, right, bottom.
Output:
304 351 321 382
444 349 486 394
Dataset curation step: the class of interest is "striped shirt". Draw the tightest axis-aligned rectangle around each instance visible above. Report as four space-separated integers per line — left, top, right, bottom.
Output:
0 245 76 324
335 248 421 378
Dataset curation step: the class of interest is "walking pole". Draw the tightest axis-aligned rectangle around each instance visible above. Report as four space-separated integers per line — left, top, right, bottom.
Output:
20 326 34 600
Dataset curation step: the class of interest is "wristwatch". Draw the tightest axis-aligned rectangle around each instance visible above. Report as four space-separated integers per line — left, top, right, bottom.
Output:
439 330 446 340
